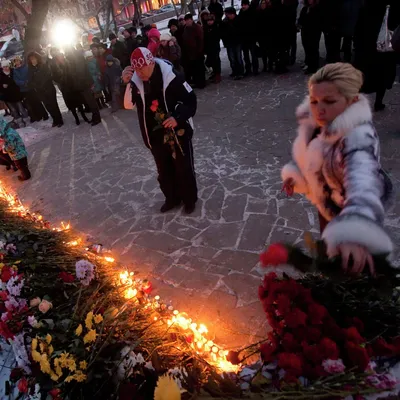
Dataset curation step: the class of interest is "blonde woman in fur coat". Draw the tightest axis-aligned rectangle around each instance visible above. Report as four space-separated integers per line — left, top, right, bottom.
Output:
281 63 393 276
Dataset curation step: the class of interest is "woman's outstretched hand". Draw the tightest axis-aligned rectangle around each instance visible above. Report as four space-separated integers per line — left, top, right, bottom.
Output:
336 244 375 277
282 178 295 197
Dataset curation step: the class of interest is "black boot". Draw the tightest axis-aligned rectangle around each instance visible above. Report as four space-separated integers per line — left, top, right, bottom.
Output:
160 200 181 213
14 157 31 181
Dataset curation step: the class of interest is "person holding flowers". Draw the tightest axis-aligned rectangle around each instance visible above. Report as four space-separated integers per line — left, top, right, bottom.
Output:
122 47 198 214
281 62 393 276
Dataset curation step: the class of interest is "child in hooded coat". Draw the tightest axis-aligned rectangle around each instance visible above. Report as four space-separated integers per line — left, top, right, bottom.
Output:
104 55 122 112
0 116 31 181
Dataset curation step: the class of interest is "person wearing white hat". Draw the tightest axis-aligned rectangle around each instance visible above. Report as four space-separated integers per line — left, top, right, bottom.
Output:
157 33 182 70
0 59 28 127
122 47 198 214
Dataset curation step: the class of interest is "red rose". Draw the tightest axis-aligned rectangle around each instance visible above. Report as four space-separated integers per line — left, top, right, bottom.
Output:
278 353 303 377
0 291 7 301
260 337 279 362
1 266 12 282
344 327 365 345
260 244 289 267
282 332 300 352
0 321 14 340
276 294 291 316
306 327 322 343
58 271 75 283
319 337 339 360
17 377 28 393
296 287 314 306
345 341 370 371
302 342 324 364
308 303 328 325
150 100 159 112
285 308 307 328
49 388 62 400
371 338 396 357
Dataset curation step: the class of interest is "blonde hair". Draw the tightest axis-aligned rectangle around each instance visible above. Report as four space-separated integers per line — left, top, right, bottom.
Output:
309 63 364 99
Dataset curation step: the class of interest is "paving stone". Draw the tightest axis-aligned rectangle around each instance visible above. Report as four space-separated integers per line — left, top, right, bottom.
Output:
211 249 259 273
195 222 244 248
222 194 248 222
164 222 201 240
222 273 261 306
134 231 190 254
238 215 275 251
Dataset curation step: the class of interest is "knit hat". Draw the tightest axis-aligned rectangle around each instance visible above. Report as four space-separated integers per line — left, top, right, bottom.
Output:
224 6 236 14
108 33 117 40
130 47 155 70
1 60 11 68
106 54 114 62
84 50 93 58
160 32 172 42
147 28 160 40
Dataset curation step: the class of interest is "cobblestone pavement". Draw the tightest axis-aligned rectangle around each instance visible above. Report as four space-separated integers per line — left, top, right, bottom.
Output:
2 52 400 349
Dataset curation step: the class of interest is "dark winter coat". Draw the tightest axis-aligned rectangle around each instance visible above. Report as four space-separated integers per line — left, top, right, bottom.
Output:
13 65 29 93
354 0 400 93
298 4 323 36
182 24 204 60
125 36 140 58
27 52 56 99
111 40 128 67
238 7 257 42
0 70 23 103
256 7 274 45
104 61 122 92
319 0 343 32
126 59 197 150
221 16 242 47
67 50 94 91
204 23 221 56
267 0 288 48
282 95 393 257
208 0 224 22
339 0 363 37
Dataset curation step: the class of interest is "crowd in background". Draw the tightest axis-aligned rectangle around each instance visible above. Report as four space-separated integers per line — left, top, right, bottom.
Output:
0 0 399 133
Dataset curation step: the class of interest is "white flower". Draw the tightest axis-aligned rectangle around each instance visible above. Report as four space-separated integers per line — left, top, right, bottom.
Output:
75 260 95 286
5 296 19 311
5 243 16 253
6 276 24 297
10 333 31 374
117 350 146 380
1 312 9 321
167 367 188 390
0 240 6 250
27 384 40 400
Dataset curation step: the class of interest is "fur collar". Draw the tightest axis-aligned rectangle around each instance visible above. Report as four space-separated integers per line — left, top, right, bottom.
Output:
296 94 373 144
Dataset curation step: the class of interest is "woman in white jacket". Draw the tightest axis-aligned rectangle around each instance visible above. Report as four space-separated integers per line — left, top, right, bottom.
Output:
281 63 393 276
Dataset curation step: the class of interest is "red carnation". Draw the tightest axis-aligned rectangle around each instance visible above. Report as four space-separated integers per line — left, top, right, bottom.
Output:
276 294 291 316
260 244 289 267
0 291 7 301
49 388 62 400
297 287 314 306
0 321 14 341
285 308 307 328
308 303 328 325
58 271 75 283
278 353 303 377
351 317 364 333
282 332 300 352
346 341 370 371
150 100 159 113
306 326 322 343
323 317 344 341
261 272 278 291
371 338 396 357
17 377 28 394
10 368 22 382
344 327 365 344
319 337 339 360
260 338 279 362
302 342 324 364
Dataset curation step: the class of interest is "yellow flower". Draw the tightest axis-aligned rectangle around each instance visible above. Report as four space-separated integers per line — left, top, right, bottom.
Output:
94 314 103 324
40 354 51 374
50 373 59 381
55 364 62 377
73 370 87 382
32 350 41 362
83 329 97 344
79 361 88 370
39 342 45 353
65 375 73 383
32 338 38 351
48 345 54 355
154 375 181 400
67 359 76 372
46 334 52 344
85 311 93 330
75 324 83 336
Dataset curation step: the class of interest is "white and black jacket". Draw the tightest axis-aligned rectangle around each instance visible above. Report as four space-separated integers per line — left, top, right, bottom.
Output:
124 58 196 149
281 94 394 256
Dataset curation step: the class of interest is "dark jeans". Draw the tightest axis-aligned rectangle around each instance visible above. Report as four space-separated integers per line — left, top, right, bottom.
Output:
226 45 244 77
324 30 341 63
8 101 28 120
40 89 63 125
81 88 101 122
206 52 221 75
341 35 353 63
186 58 206 89
301 29 322 71
151 137 198 206
26 91 48 121
242 41 259 74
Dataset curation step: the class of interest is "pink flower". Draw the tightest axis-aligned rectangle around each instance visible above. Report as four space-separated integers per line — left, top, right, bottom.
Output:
366 373 397 390
322 359 345 374
38 299 52 314
75 260 95 286
150 100 159 112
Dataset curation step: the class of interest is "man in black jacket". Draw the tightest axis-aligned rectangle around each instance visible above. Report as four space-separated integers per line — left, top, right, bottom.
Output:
109 33 129 67
122 47 198 214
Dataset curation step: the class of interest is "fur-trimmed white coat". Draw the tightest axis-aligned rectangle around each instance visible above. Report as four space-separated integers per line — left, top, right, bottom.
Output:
281 95 394 256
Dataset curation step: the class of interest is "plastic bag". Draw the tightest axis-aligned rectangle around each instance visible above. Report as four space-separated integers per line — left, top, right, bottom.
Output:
377 5 394 53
